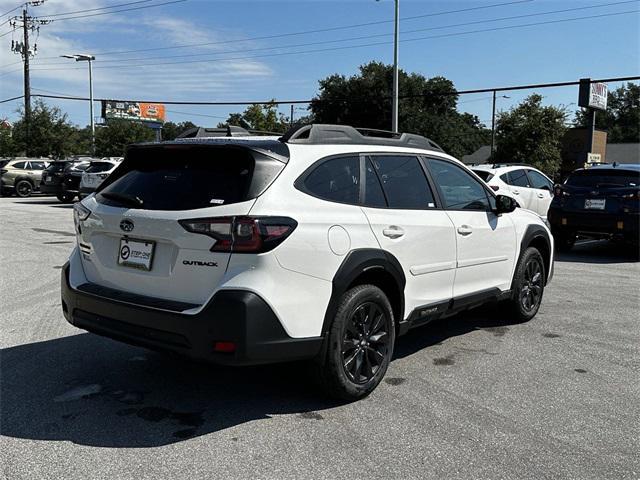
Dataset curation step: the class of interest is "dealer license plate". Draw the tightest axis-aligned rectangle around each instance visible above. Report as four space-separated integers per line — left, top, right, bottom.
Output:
584 199 606 210
118 238 155 270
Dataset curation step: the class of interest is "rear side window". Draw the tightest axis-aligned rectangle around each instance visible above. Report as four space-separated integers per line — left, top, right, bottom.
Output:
303 156 359 204
12 162 26 169
369 155 435 209
363 158 387 208
87 162 115 173
472 170 494 182
508 169 531 187
97 146 283 211
566 169 640 188
428 159 491 211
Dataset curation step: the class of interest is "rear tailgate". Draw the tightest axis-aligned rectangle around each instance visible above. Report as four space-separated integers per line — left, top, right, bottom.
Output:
76 142 287 306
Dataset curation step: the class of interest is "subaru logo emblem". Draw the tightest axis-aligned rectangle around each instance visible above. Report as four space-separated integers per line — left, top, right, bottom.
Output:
120 219 134 232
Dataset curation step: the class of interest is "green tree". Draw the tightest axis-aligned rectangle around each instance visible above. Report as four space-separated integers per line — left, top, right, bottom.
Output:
219 102 290 133
11 100 81 158
309 62 489 158
574 82 640 143
161 120 197 141
0 125 16 157
95 119 155 157
494 94 567 177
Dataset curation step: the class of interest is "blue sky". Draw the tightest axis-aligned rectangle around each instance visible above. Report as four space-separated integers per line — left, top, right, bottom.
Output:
0 0 638 130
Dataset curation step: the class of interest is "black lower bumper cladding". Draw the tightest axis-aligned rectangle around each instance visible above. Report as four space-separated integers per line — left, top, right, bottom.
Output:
61 264 323 365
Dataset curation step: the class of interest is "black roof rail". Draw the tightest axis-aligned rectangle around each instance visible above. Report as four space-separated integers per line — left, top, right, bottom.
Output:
491 162 532 168
279 124 444 152
175 126 282 139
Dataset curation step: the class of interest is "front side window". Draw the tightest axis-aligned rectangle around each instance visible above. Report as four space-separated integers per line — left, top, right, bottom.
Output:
428 159 491 210
30 161 46 170
527 170 553 190
303 156 359 204
508 169 531 188
369 155 435 209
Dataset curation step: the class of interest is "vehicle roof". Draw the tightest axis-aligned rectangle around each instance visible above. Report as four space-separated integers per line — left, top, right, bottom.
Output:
572 163 640 173
470 164 541 173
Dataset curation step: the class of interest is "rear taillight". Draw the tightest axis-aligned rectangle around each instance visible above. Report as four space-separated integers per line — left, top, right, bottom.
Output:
179 216 297 253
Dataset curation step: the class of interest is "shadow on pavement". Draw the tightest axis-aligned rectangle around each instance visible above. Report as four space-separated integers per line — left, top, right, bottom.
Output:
13 200 73 206
556 239 639 264
1 305 516 448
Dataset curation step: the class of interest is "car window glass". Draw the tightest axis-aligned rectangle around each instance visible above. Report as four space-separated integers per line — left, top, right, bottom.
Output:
472 170 494 182
363 158 387 208
508 169 530 188
304 156 359 204
500 173 509 183
12 162 26 169
527 170 552 189
30 161 46 170
370 155 435 209
428 159 490 210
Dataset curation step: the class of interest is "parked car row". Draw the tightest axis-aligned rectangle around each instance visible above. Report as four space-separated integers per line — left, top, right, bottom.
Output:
1 157 122 202
471 162 639 251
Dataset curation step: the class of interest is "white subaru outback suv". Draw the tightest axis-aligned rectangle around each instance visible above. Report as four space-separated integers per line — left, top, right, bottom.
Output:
61 124 553 400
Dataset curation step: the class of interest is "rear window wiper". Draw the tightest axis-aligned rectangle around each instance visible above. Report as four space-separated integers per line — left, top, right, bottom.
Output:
99 191 144 208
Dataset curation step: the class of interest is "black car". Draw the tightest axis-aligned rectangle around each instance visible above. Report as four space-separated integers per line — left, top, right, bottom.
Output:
40 160 90 202
548 164 640 251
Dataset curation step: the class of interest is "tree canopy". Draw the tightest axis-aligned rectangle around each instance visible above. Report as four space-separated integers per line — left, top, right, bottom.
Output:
574 83 639 143
494 94 568 177
309 62 490 158
161 120 197 141
94 119 156 157
219 103 290 133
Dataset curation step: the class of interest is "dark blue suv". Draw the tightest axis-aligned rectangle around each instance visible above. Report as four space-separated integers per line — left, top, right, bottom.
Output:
548 164 639 251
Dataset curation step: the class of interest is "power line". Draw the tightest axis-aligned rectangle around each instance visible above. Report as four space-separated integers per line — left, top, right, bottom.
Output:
24 0 534 61
166 110 227 119
39 0 154 18
22 0 639 68
0 2 23 18
41 0 186 22
21 9 640 73
23 75 640 106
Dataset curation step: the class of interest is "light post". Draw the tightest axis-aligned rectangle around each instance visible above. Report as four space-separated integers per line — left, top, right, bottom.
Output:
490 91 510 156
62 53 95 155
377 0 399 133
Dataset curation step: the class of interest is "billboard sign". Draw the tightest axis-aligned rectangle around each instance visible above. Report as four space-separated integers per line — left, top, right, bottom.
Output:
102 101 166 123
578 79 608 111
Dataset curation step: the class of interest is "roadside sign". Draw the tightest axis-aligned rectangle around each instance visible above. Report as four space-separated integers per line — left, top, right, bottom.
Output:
587 153 602 163
578 79 608 111
101 101 166 123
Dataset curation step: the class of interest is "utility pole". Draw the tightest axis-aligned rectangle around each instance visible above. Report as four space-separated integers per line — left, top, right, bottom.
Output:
22 8 31 155
490 92 510 157
10 1 48 156
391 0 399 133
290 104 294 128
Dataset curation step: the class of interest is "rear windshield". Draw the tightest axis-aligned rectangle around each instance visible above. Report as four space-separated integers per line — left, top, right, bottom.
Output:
472 170 494 182
86 162 116 173
565 169 640 188
96 145 284 211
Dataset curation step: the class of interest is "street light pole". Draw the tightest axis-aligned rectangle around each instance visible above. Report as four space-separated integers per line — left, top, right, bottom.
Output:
392 0 399 133
490 92 510 157
61 53 96 155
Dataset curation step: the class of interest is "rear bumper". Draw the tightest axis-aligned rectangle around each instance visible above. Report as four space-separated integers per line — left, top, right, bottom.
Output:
61 263 323 365
548 208 639 237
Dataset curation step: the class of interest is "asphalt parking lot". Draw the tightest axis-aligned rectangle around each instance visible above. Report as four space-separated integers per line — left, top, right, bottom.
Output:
1 196 639 480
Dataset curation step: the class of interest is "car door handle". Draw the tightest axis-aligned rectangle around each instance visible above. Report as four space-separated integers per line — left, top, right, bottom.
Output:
457 225 473 236
512 190 520 195
383 226 405 239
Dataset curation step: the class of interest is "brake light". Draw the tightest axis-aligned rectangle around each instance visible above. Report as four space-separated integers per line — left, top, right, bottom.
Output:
179 216 297 253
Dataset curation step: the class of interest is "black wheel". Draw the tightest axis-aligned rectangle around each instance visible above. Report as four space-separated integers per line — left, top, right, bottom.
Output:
507 247 545 322
57 193 76 203
15 180 33 197
315 284 395 400
552 229 575 252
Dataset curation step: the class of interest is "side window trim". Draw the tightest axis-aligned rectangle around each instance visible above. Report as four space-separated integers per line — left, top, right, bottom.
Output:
423 156 496 212
361 154 390 208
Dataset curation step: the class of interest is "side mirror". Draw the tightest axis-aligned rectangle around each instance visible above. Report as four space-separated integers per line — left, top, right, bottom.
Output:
495 194 517 214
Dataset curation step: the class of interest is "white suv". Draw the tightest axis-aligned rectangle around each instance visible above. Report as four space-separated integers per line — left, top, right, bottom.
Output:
470 164 555 222
79 158 123 199
61 125 553 400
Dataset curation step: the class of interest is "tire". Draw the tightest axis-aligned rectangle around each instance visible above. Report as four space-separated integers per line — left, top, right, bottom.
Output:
553 229 575 252
315 284 395 401
57 193 76 203
506 247 546 322
15 180 33 197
